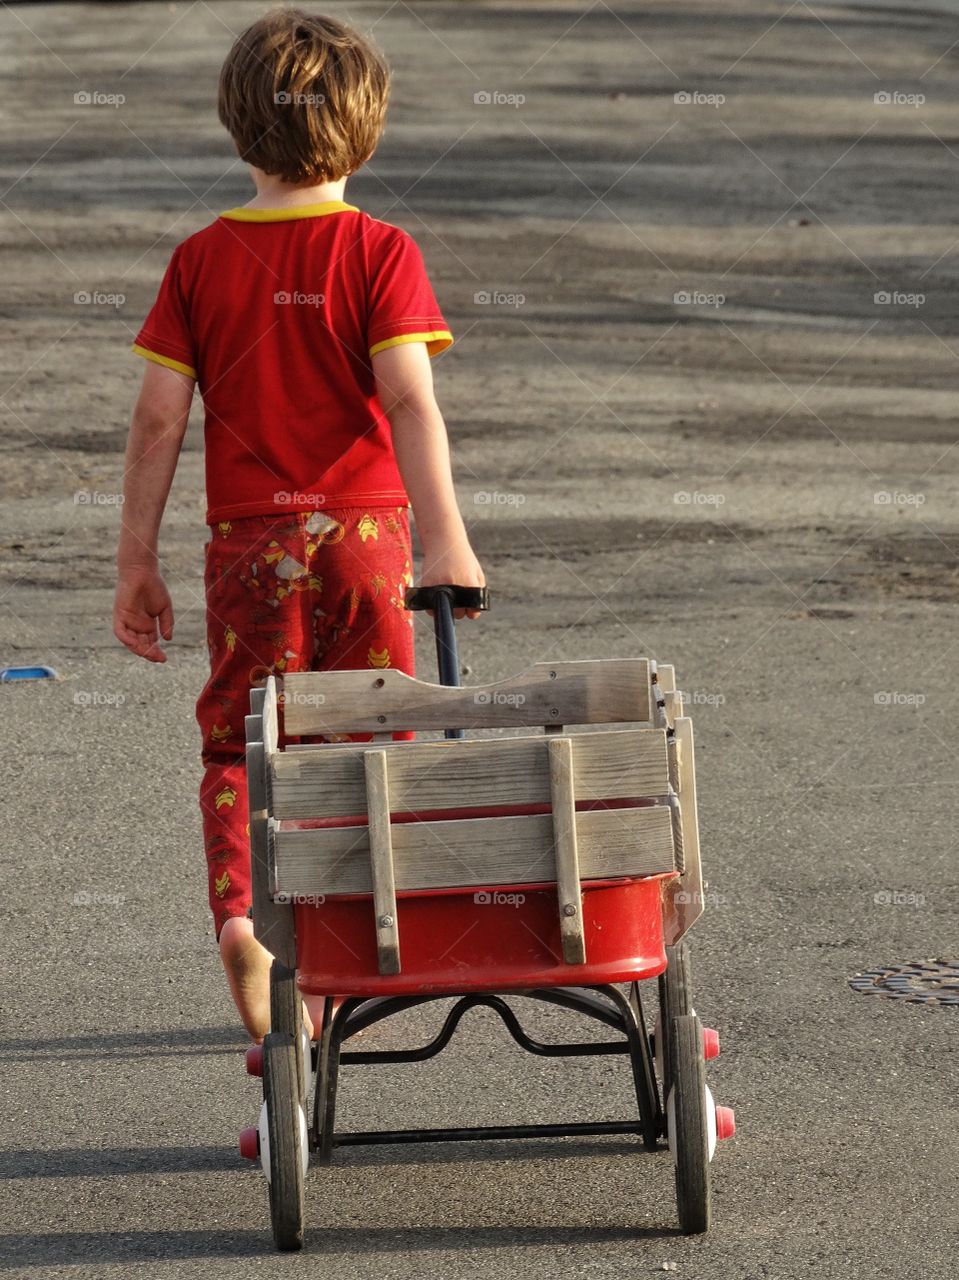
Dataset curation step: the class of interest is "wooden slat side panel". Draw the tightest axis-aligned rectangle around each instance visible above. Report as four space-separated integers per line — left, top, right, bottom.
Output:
663 716 705 946
549 736 586 964
364 751 400 975
245 715 295 966
270 728 669 820
273 805 675 897
281 659 650 735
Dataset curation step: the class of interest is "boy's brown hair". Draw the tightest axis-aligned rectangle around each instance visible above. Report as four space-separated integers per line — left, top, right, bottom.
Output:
218 9 390 184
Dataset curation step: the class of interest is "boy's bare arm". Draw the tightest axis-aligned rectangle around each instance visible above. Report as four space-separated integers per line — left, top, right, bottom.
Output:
372 341 485 619
113 362 194 662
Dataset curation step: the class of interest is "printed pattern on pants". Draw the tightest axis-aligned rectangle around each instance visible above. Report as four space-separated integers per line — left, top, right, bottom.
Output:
196 507 415 937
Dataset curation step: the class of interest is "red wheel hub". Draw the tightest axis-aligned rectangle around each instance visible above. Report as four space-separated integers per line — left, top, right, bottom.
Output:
239 1126 259 1160
702 1027 720 1059
715 1105 735 1140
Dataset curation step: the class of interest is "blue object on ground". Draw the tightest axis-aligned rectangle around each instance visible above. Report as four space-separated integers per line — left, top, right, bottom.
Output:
1 665 59 682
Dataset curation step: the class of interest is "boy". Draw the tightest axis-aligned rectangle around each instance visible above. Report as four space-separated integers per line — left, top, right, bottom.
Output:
113 9 485 1041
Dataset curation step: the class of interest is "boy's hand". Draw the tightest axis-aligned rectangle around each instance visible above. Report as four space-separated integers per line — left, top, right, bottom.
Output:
113 566 174 663
421 541 486 620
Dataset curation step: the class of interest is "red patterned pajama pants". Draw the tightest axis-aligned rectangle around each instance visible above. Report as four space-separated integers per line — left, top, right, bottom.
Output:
196 507 416 938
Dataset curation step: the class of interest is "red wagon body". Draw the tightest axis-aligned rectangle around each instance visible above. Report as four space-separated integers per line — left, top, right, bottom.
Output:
295 873 675 997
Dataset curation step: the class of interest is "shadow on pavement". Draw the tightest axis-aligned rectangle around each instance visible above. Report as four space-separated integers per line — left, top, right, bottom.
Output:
0 1135 658 1179
0 1026 245 1061
0 1223 682 1268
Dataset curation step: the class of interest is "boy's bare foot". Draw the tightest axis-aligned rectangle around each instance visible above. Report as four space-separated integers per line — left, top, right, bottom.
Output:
219 918 357 1044
304 994 352 1039
219 916 272 1042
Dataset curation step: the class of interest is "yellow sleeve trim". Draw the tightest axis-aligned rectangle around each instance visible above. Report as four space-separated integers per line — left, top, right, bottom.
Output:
132 344 197 380
369 330 453 359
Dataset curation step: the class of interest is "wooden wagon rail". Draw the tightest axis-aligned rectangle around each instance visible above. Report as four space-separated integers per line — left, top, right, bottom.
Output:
246 657 704 975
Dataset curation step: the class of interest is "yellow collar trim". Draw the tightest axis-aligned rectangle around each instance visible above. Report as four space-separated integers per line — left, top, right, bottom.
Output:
220 201 359 223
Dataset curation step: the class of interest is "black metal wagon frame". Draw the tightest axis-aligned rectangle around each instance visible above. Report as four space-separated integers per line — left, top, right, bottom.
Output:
311 983 664 1160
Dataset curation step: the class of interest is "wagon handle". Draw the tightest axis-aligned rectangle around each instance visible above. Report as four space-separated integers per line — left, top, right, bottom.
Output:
405 584 489 618
404 585 489 687
405 585 490 737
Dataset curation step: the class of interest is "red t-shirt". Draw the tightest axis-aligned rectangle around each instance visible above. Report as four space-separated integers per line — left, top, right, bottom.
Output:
132 202 452 524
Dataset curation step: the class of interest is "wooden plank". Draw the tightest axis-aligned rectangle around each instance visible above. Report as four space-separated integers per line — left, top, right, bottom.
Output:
364 751 400 975
657 664 676 693
662 716 705 946
548 736 585 965
262 676 279 755
281 659 650 735
245 714 295 967
273 805 676 897
271 728 669 820
663 689 683 730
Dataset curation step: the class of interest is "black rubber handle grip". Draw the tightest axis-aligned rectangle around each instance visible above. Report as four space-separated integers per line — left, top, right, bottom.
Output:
405 585 490 612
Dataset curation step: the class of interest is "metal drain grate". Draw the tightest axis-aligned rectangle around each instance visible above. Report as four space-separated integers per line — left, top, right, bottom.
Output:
849 959 959 1006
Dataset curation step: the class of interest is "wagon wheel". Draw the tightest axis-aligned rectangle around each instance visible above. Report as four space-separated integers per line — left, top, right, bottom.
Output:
669 1013 711 1235
263 1031 306 1251
657 940 693 1098
660 939 693 1019
270 961 307 1100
